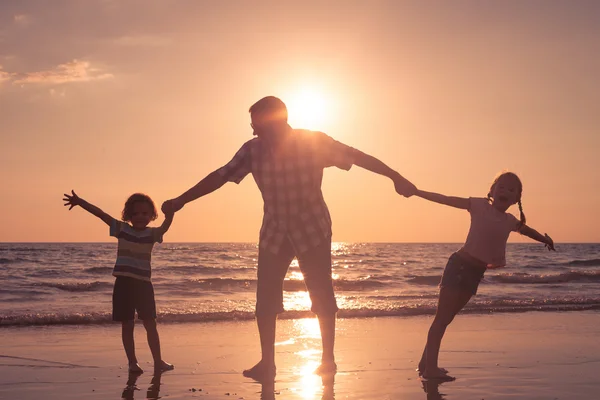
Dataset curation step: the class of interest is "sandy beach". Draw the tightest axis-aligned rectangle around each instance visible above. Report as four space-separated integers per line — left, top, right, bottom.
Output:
2 311 599 399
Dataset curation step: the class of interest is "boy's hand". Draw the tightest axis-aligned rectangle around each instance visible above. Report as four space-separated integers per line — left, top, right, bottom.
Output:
63 190 82 210
544 234 556 251
162 198 184 215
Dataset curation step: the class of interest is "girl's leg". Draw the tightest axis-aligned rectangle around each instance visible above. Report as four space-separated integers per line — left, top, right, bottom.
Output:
143 319 173 372
122 320 142 373
422 287 473 378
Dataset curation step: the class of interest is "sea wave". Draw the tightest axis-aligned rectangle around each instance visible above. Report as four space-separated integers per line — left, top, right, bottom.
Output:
561 258 600 267
83 266 114 274
490 270 600 284
3 298 600 326
35 281 112 292
187 277 387 291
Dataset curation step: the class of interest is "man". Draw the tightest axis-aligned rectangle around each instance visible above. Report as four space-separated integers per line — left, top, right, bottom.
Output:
162 96 415 381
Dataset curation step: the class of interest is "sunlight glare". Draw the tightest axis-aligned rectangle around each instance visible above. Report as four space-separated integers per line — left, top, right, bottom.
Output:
286 87 331 130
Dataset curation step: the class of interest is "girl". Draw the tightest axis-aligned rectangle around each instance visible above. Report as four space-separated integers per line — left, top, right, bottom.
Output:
63 190 175 374
415 172 554 380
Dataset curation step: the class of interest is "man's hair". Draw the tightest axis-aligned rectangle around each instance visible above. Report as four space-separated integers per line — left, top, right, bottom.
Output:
249 96 288 123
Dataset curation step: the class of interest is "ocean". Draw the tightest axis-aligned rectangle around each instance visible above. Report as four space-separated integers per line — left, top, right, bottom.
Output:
1 243 599 326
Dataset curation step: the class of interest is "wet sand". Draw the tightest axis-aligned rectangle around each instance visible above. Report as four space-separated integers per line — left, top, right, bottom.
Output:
1 311 599 399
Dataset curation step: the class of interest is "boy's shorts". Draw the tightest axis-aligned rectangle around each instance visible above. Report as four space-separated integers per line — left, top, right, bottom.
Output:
439 253 487 296
112 276 157 321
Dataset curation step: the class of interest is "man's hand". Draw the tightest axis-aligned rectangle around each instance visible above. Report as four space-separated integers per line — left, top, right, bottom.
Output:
162 198 185 215
63 190 82 210
394 175 417 198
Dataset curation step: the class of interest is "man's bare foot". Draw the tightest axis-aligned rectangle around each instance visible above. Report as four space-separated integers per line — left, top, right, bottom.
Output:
421 367 455 381
128 362 144 374
156 360 174 372
243 360 276 382
315 361 337 376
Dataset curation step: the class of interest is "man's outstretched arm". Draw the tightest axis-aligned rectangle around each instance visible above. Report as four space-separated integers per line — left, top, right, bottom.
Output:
162 170 227 214
353 150 417 197
163 142 253 214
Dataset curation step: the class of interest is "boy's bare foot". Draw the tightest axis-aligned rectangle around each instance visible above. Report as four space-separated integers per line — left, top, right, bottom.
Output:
128 362 144 374
242 360 276 382
421 367 455 381
315 361 337 376
156 360 174 372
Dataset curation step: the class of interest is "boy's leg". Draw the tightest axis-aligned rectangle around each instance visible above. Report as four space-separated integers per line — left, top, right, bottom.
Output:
142 319 173 371
297 239 338 374
135 279 173 372
113 277 141 372
243 240 295 381
122 320 140 371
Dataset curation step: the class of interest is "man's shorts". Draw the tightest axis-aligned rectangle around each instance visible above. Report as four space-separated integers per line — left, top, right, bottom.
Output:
255 237 338 316
112 276 157 321
439 252 487 296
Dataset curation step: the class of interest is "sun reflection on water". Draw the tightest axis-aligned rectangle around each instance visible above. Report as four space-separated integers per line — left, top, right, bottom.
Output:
291 319 324 399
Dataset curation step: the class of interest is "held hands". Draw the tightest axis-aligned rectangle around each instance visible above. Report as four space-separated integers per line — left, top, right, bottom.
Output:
161 198 184 215
544 233 556 251
63 190 82 210
393 174 418 198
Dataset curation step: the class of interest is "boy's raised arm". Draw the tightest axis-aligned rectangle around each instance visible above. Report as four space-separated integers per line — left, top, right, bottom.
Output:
156 211 174 236
63 190 114 226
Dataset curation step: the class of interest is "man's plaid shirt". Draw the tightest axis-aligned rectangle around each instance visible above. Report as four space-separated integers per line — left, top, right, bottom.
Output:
217 128 359 255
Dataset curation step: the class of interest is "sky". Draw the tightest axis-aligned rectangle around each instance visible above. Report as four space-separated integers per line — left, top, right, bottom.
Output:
1 1 599 243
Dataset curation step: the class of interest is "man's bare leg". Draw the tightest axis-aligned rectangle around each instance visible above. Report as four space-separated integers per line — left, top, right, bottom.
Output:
315 313 337 375
243 313 277 381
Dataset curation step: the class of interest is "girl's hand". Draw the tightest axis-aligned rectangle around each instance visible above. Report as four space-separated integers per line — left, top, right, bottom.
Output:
63 190 82 210
544 233 556 251
394 175 417 198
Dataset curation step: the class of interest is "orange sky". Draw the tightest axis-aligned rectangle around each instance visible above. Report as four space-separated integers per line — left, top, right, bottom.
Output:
1 1 598 243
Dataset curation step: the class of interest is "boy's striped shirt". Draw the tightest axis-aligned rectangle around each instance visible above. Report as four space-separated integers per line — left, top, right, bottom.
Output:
110 219 163 281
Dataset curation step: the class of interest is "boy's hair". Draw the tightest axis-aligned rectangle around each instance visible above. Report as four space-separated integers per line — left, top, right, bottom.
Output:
122 193 158 222
487 171 526 227
249 96 288 123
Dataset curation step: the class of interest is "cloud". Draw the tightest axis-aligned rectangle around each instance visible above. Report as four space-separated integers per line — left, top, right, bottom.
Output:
13 60 113 85
0 66 13 84
13 14 32 27
49 88 67 98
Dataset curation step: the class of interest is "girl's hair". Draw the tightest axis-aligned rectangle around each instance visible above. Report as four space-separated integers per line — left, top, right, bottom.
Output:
122 193 158 222
486 171 526 227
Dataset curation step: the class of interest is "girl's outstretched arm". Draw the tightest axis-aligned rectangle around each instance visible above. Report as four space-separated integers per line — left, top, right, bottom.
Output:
518 224 555 251
63 190 114 226
415 189 470 210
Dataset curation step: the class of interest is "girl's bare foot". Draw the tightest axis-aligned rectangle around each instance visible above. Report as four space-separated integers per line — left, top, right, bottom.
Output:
128 362 144 374
422 367 455 381
156 360 174 372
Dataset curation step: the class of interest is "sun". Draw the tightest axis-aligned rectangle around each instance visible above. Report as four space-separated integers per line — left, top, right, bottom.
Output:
286 88 331 131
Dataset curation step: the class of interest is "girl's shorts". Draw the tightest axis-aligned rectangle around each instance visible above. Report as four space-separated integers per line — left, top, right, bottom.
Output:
439 253 487 295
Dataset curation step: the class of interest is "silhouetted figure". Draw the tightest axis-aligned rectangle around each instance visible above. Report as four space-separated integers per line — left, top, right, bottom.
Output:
63 191 175 373
163 96 415 381
412 172 555 380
